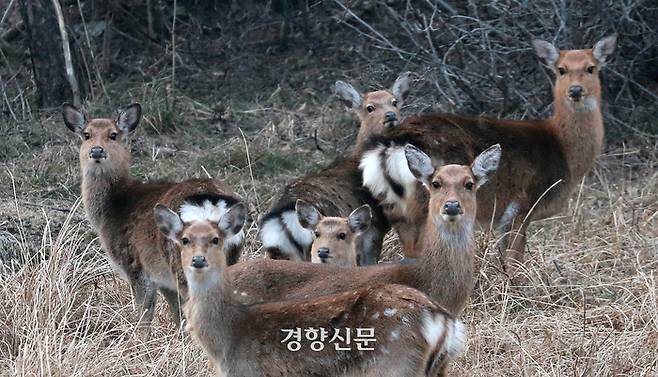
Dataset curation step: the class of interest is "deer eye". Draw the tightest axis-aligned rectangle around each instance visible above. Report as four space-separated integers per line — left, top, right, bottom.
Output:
181 237 190 245
314 231 320 237
212 237 220 245
366 105 375 113
338 233 346 240
109 132 118 140
557 67 567 76
83 132 91 140
586 66 595 74
432 181 441 189
392 99 398 107
465 182 474 191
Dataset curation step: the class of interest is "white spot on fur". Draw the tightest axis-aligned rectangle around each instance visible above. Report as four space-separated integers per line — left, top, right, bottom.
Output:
389 329 400 340
240 292 248 296
259 213 308 261
383 308 397 317
421 312 446 348
371 312 380 320
444 320 466 357
360 145 418 209
180 199 227 223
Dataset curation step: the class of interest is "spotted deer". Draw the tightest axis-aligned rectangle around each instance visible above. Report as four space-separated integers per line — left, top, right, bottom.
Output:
360 35 616 274
63 103 244 333
213 147 500 323
295 200 371 266
259 73 412 266
155 202 465 377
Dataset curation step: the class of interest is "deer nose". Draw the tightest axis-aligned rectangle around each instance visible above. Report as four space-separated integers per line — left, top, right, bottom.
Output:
89 146 106 159
317 248 330 260
443 201 461 216
568 85 583 100
191 255 208 268
384 111 397 122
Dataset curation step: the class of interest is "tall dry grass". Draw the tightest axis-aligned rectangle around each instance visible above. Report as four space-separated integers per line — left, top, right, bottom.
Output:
1 143 656 376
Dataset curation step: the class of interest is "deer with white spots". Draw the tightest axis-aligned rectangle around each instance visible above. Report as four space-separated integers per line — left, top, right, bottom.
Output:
63 103 244 334
359 36 616 275
296 200 371 266
259 73 411 265
155 202 465 377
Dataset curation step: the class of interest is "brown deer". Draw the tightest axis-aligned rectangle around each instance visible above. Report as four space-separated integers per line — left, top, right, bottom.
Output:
155 202 465 377
259 73 411 265
295 200 371 266
359 35 616 274
215 146 500 319
335 72 411 153
63 103 244 333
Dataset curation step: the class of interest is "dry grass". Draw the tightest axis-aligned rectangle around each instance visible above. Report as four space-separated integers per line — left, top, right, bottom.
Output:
1 1 657 376
1 125 656 376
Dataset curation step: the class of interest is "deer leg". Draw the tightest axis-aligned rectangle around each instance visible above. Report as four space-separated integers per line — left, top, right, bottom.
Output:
502 220 529 279
131 274 157 338
159 287 183 328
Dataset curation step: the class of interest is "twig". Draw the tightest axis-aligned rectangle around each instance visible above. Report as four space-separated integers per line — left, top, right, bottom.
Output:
170 0 177 110
51 0 81 106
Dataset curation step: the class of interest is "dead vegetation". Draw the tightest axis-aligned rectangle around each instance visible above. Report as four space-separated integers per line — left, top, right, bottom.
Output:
0 1 657 376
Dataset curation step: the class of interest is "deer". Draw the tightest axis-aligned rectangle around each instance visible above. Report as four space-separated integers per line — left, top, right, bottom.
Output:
154 201 465 377
295 200 371 266
359 35 617 275
62 103 245 334
259 72 411 265
197 146 500 323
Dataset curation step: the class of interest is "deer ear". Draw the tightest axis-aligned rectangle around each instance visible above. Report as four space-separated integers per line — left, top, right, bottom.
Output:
391 72 411 102
592 35 617 65
335 81 362 111
219 203 246 238
295 200 322 230
471 144 502 188
117 103 142 133
62 103 86 133
533 39 559 68
348 205 372 234
404 144 435 186
154 205 184 241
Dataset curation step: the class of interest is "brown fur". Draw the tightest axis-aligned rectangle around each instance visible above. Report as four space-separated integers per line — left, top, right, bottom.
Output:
363 37 614 274
228 157 489 317
64 104 242 334
161 205 462 377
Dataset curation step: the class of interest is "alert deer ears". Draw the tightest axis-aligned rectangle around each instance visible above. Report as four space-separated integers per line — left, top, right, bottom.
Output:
471 144 502 188
405 144 435 187
62 103 86 133
532 39 560 68
219 203 247 238
296 200 322 230
348 205 372 234
335 81 363 111
154 204 184 241
391 72 411 102
117 103 142 133
592 35 617 65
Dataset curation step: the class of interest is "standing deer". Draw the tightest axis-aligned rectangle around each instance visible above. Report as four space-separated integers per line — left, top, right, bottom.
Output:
295 200 371 266
155 202 465 377
217 146 500 318
260 73 411 265
63 103 244 333
359 36 616 274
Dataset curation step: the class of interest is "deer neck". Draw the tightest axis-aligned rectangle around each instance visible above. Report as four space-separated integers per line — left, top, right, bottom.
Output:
80 160 132 229
185 271 243 364
415 217 475 314
550 92 604 185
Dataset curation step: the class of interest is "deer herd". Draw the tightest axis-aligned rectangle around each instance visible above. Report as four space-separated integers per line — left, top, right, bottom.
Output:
62 36 616 376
